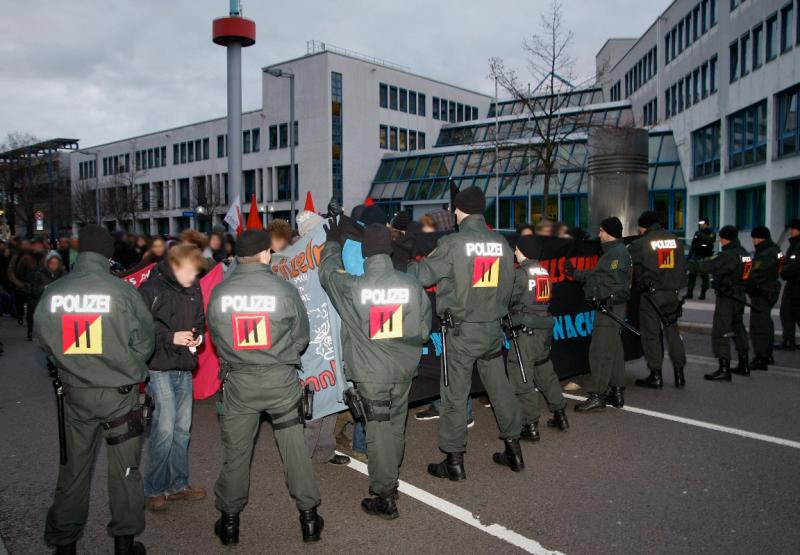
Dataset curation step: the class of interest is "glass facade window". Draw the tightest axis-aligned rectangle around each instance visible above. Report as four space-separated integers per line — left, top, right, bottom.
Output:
399 88 407 112
729 41 739 82
269 125 278 149
441 99 448 121
379 125 388 149
409 91 417 114
389 86 398 110
781 2 794 53
735 185 766 229
651 190 685 232
728 99 767 170
698 193 720 230
740 33 750 76
379 83 388 108
251 130 259 153
777 83 800 157
277 165 299 201
419 132 426 149
787 180 800 223
419 94 426 116
331 71 343 204
179 179 190 207
243 130 251 154
409 131 417 151
399 128 407 151
692 121 721 178
279 123 288 148
710 55 718 92
767 13 779 60
753 23 763 69
180 143 187 164
432 97 439 120
389 127 398 151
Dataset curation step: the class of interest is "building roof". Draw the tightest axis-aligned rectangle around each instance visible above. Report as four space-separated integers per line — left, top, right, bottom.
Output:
0 138 79 162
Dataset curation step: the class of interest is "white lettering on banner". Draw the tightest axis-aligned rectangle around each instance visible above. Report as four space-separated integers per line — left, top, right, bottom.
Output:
220 295 276 313
650 239 678 250
50 294 111 313
465 242 503 257
361 288 410 305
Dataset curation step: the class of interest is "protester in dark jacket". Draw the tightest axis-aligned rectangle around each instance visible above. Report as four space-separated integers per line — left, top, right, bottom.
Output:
31 251 66 299
137 243 207 512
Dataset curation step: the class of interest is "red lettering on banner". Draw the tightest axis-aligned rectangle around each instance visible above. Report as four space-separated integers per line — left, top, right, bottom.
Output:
541 255 598 283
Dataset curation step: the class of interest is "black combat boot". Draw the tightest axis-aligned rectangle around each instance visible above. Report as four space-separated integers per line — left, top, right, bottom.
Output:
113 535 146 555
492 438 525 472
427 452 466 481
606 387 625 408
214 512 240 546
704 359 732 381
299 507 324 542
54 543 76 555
750 357 768 371
574 393 606 412
698 288 707 300
731 355 750 376
519 422 540 442
684 290 694 300
546 409 569 431
674 367 686 388
361 494 399 520
635 369 663 389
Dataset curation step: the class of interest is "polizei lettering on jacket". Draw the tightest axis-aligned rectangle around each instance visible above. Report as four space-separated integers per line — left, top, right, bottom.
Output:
220 295 276 313
649 239 677 250
360 288 410 305
50 294 111 313
465 242 503 257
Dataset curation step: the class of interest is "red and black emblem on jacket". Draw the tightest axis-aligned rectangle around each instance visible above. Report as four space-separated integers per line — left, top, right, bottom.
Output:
369 305 403 340
61 314 103 355
232 313 271 350
741 256 753 281
472 257 500 288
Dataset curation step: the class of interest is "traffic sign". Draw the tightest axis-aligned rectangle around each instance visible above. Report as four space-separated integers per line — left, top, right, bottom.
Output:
182 211 195 217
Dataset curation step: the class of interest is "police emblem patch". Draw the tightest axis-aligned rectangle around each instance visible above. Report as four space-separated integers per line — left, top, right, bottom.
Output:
232 313 271 350
61 314 103 355
369 305 403 340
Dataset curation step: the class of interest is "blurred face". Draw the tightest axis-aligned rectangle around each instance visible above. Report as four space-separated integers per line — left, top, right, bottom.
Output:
136 237 147 249
47 257 62 272
598 229 611 242
151 239 166 257
57 238 68 249
638 226 647 236
789 228 800 239
699 222 709 230
171 260 200 288
720 238 731 247
535 225 552 237
454 209 467 224
208 234 222 251
270 236 289 253
519 227 534 237
422 223 436 233
225 241 235 255
752 237 765 246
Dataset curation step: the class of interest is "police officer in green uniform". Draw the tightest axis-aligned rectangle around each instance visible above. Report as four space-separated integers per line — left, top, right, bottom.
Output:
629 211 687 389
746 226 783 370
568 217 632 412
686 218 716 300
687 225 751 380
507 235 568 441
319 222 431 519
33 225 155 555
776 219 800 351
408 186 524 479
206 230 323 545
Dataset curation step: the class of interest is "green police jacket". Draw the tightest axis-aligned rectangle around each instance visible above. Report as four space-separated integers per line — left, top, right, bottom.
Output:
573 239 632 304
407 214 514 323
782 236 800 300
687 240 750 295
319 242 431 384
628 224 687 292
207 262 309 368
33 251 155 388
747 239 783 302
510 259 553 329
689 228 716 259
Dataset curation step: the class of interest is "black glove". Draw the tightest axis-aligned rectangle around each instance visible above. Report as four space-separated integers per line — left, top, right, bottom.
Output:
326 198 343 218
323 217 341 244
564 259 576 277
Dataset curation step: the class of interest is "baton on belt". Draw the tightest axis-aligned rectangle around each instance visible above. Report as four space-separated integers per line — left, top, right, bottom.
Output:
714 288 762 313
592 298 641 337
642 286 671 327
502 313 528 383
52 376 67 465
439 312 455 387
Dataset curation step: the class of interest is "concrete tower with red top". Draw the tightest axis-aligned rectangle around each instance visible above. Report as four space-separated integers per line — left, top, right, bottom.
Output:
213 0 256 211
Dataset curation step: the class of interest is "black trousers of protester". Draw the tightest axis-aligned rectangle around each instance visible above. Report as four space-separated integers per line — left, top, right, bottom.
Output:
639 290 686 372
588 304 626 395
45 386 144 547
749 295 777 359
711 296 749 360
779 287 800 346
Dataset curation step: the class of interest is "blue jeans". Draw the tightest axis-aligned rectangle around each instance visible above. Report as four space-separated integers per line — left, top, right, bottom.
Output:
144 370 193 497
432 397 474 420
353 421 367 454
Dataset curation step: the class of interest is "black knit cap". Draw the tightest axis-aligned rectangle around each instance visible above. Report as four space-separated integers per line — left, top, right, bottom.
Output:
391 210 411 231
236 229 271 257
361 223 392 258
600 217 623 239
454 186 486 215
789 219 800 231
637 210 661 229
78 224 114 259
719 225 738 241
751 226 770 240
360 205 386 226
516 235 543 260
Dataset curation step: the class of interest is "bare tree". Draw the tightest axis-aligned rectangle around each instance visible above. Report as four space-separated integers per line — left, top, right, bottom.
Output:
102 143 147 231
194 176 224 231
0 132 43 235
71 180 97 225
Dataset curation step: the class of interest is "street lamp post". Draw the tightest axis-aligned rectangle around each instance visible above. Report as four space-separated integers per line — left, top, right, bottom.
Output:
76 150 101 224
263 68 296 229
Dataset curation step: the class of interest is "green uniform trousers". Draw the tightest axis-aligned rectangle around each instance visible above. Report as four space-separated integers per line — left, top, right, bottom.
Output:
45 386 144 547
588 304 626 395
214 366 320 513
357 381 412 497
779 288 800 346
687 261 710 294
711 296 749 360
749 295 776 359
439 321 521 454
506 329 566 426
640 290 686 372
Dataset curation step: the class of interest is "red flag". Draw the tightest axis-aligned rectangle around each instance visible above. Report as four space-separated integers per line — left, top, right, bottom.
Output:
364 197 376 206
119 263 156 288
304 191 316 212
193 263 224 400
246 194 263 230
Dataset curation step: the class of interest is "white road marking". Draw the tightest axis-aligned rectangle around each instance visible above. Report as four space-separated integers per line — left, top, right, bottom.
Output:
337 451 565 555
563 394 800 449
683 300 780 316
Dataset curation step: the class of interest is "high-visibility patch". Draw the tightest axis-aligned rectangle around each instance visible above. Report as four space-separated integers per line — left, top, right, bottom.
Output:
610 259 619 270
741 256 753 281
529 276 552 302
61 314 103 355
472 256 499 288
657 248 675 269
369 304 403 340
232 313 271 350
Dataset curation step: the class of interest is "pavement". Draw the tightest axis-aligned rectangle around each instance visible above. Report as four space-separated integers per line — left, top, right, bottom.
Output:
1 313 799 555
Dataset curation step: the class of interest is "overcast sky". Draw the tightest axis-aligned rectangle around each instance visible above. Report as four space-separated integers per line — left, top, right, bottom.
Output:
0 0 672 148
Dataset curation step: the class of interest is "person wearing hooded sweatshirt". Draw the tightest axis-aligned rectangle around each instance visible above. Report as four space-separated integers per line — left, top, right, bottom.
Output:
777 219 800 350
746 226 783 370
31 250 66 304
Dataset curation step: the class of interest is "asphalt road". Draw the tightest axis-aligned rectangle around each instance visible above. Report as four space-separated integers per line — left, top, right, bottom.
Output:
1 315 799 555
